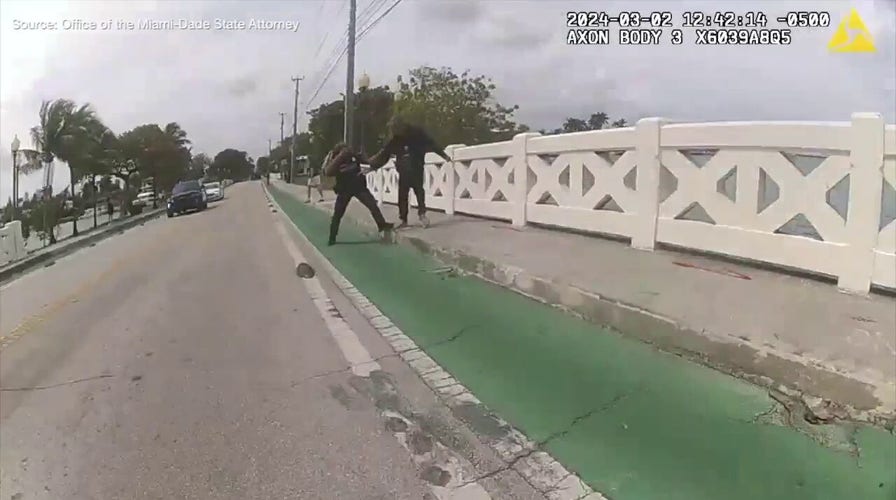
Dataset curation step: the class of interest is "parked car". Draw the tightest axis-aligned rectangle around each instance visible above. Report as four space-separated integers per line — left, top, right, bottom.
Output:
167 180 207 217
134 190 155 207
203 181 224 202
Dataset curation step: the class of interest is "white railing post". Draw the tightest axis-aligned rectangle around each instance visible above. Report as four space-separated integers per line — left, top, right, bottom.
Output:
512 132 540 227
444 144 464 215
838 112 885 294
374 168 385 207
631 117 665 250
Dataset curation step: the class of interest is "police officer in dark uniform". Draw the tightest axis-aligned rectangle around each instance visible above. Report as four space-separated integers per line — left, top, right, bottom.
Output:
324 143 393 246
366 116 450 228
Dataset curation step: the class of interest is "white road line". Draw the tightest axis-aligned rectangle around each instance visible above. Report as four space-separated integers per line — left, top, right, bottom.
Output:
265 187 500 500
264 183 603 500
273 219 380 377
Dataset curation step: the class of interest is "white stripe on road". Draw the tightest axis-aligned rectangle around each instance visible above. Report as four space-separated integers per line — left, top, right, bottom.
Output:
264 183 603 500
273 220 381 377
265 185 496 500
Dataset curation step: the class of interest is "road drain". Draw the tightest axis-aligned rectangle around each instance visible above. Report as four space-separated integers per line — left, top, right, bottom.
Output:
296 262 315 279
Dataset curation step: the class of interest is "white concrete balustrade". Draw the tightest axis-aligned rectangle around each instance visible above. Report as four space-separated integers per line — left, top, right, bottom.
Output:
0 221 27 266
367 113 896 295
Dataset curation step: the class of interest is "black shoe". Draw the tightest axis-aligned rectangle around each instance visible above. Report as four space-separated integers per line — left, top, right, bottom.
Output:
381 222 394 231
327 238 336 246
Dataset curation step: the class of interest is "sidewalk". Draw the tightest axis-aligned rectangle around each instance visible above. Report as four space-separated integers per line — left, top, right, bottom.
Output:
268 181 895 500
274 181 896 424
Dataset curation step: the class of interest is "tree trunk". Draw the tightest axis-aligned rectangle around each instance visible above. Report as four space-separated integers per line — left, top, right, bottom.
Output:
71 182 79 237
93 175 98 229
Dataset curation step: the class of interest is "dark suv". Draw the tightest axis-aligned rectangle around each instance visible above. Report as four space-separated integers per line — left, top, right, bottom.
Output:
167 180 207 217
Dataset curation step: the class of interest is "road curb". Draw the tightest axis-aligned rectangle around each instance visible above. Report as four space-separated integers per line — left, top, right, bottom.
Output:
264 183 605 500
0 209 165 285
283 186 896 429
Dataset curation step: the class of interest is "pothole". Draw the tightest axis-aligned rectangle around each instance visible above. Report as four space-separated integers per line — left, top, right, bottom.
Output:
420 465 452 486
408 430 435 455
296 262 315 279
385 416 409 433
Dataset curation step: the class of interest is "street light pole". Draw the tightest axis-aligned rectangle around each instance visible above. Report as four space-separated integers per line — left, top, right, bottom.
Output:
344 0 357 148
291 76 303 183
10 135 20 221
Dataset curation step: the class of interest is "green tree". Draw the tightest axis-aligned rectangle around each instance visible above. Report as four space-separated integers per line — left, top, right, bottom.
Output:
123 123 191 207
159 122 192 193
98 175 119 194
588 112 609 130
26 193 64 247
392 66 528 146
256 156 271 175
545 113 627 135
101 129 141 217
29 99 101 240
208 149 252 181
69 116 111 229
187 153 212 180
304 86 395 169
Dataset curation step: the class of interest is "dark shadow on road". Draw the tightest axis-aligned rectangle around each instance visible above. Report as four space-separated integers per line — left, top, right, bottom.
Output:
333 240 381 246
175 204 220 217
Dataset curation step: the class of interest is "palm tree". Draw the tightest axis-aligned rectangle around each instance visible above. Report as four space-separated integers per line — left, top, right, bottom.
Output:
611 118 628 128
159 122 192 206
103 128 141 215
588 112 609 130
163 122 190 149
30 99 101 238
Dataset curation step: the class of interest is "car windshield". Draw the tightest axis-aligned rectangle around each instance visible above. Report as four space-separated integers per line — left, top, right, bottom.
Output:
173 180 200 194
204 182 220 189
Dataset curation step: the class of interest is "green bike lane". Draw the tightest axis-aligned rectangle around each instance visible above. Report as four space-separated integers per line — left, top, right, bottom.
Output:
269 185 895 500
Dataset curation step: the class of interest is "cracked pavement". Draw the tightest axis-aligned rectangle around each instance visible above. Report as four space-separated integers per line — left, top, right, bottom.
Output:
0 182 541 499
270 181 896 500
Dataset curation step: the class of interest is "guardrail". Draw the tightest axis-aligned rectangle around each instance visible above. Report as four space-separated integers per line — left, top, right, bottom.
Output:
366 113 896 295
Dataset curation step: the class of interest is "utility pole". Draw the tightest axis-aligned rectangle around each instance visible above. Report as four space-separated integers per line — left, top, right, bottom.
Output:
267 138 273 184
291 76 303 182
279 112 285 143
344 0 357 148
278 112 286 176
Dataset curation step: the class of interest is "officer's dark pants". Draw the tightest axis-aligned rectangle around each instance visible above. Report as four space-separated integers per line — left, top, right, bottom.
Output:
330 187 388 241
397 170 425 222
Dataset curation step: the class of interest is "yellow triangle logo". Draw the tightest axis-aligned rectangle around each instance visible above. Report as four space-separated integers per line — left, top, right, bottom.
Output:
828 9 876 52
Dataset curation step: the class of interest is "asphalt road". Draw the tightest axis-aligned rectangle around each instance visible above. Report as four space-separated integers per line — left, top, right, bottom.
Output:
0 182 540 500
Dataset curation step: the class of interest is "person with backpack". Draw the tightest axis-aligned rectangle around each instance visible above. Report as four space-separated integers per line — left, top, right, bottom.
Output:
324 143 393 246
365 116 450 229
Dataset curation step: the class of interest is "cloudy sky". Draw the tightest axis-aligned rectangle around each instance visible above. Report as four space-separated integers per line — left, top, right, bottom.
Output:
1 0 894 202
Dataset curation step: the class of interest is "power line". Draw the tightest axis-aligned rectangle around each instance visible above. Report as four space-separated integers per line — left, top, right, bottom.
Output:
311 0 347 61
310 0 386 83
308 0 388 96
357 0 403 38
305 0 403 108
358 0 388 29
